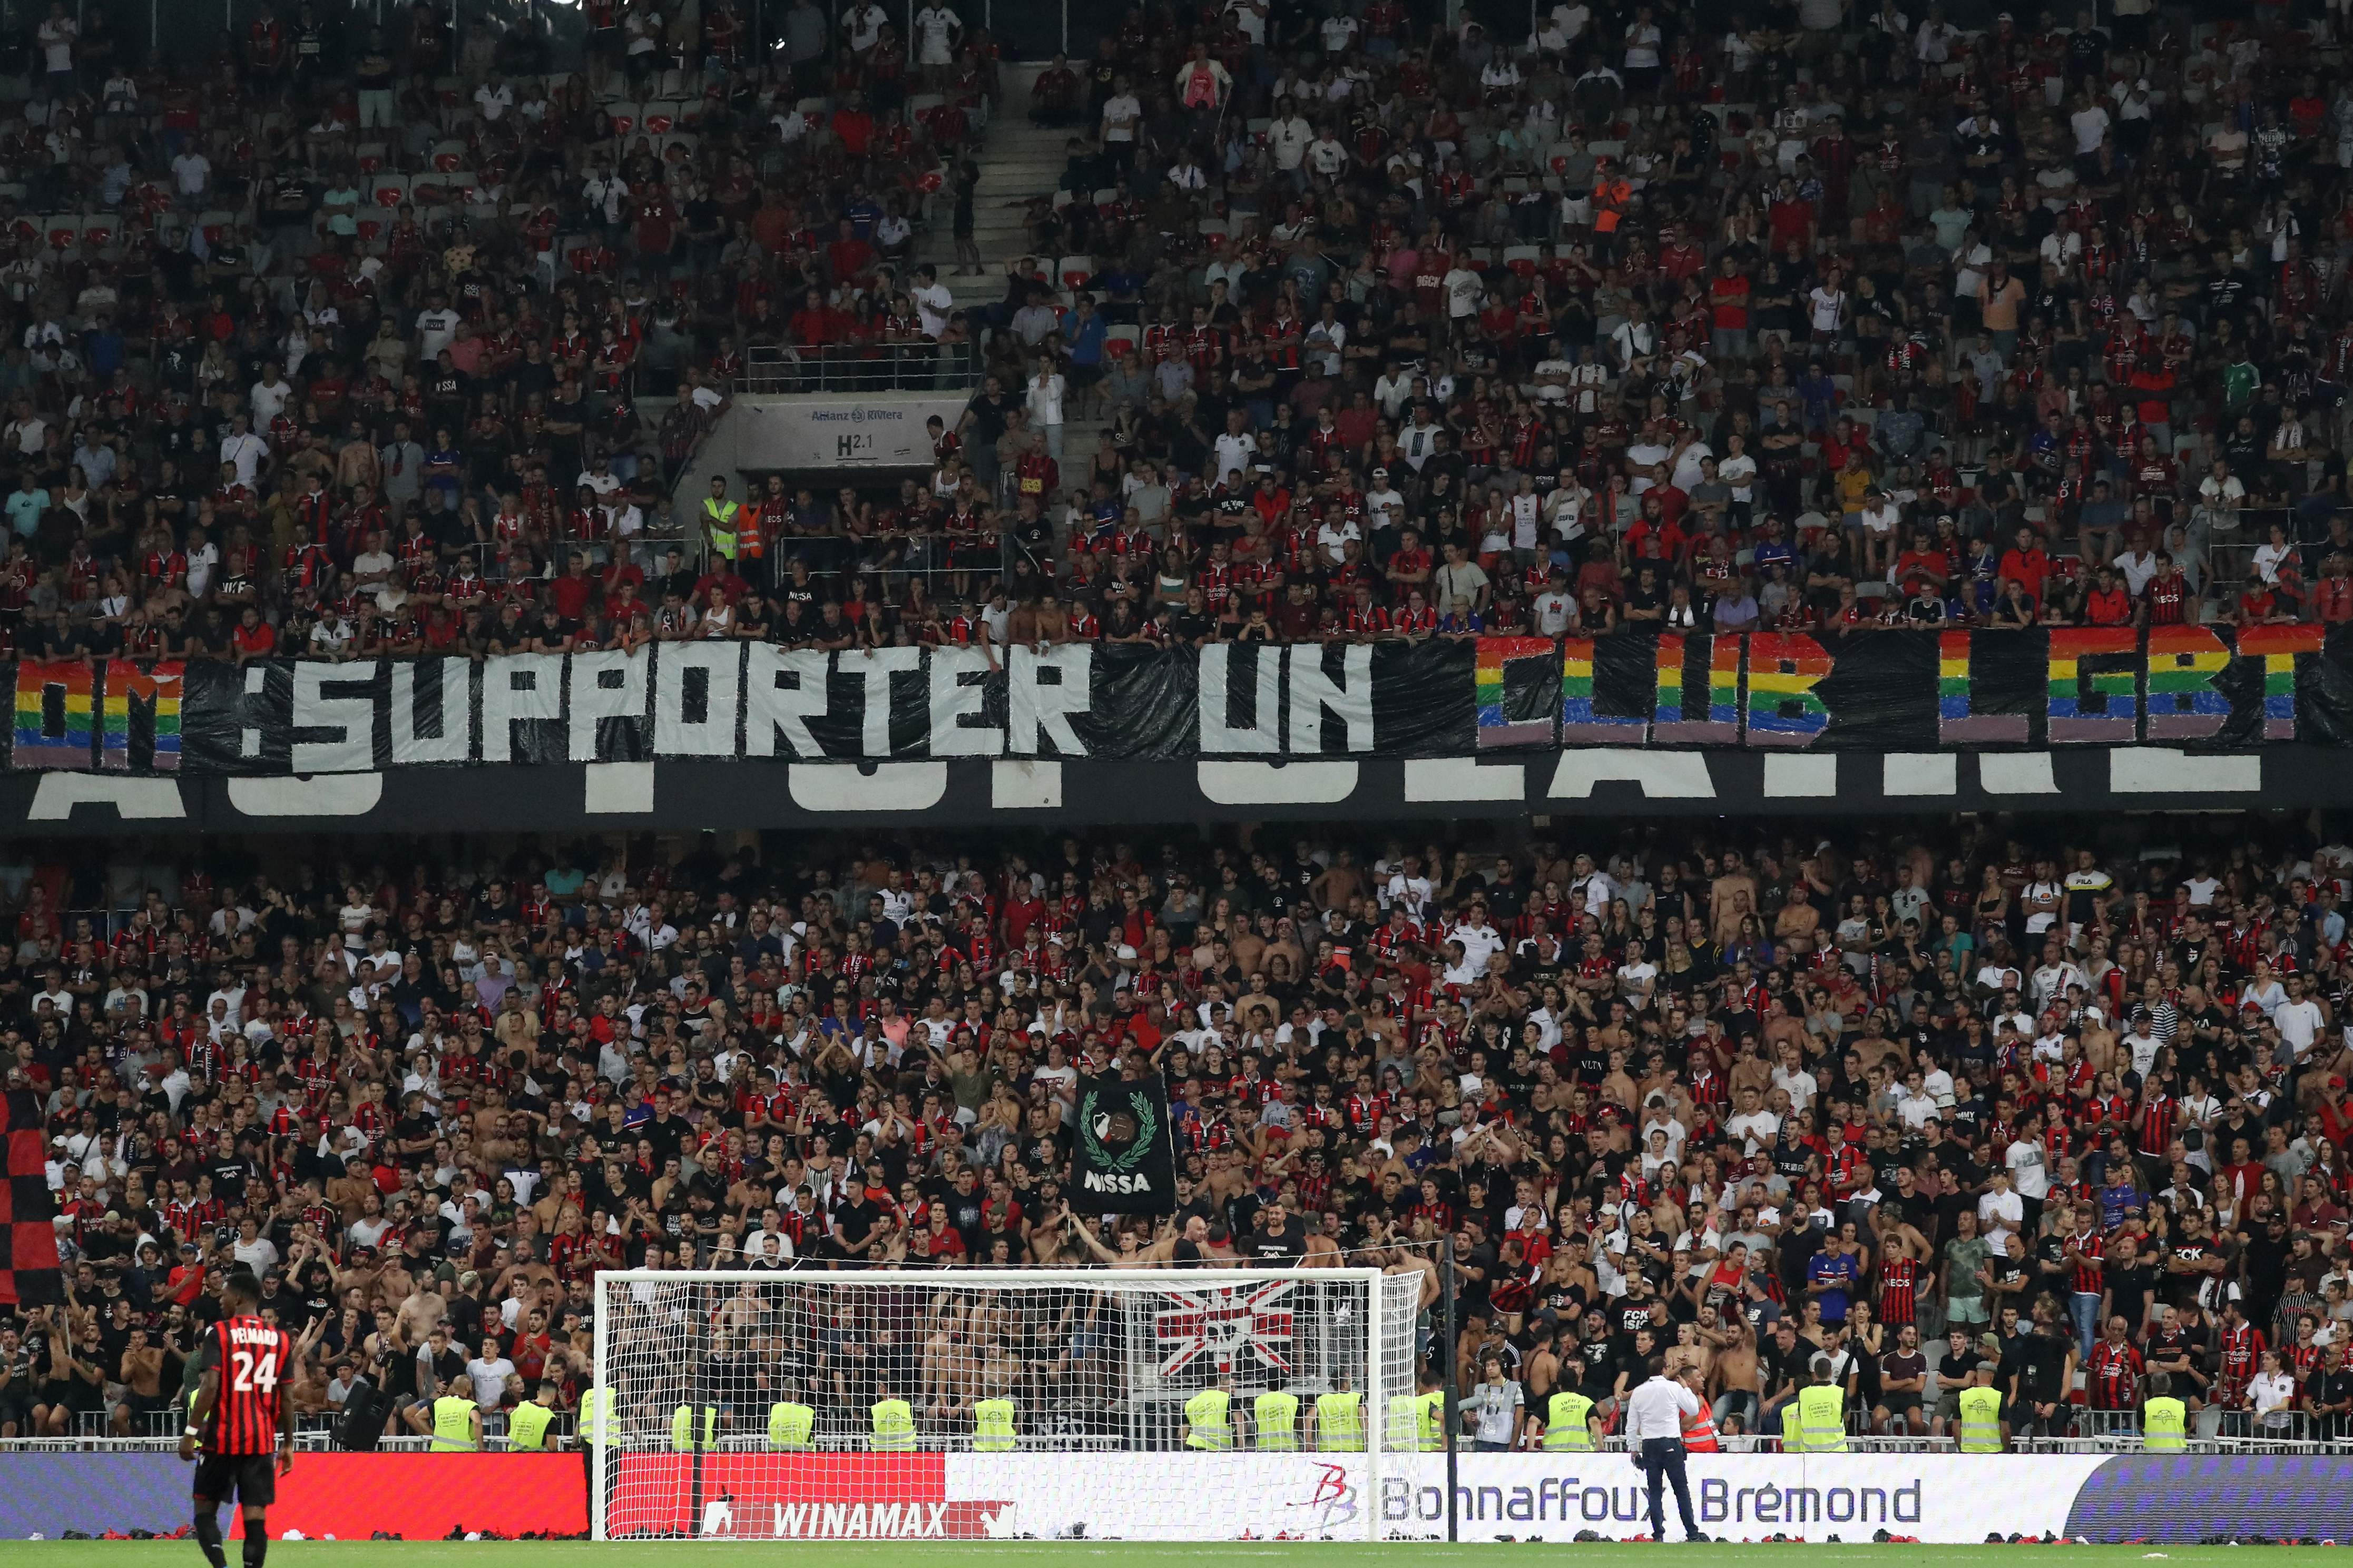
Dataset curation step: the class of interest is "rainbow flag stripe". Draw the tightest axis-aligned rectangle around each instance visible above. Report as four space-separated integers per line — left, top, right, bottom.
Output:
100 660 184 771
13 658 93 768
1560 636 1644 739
1652 634 1739 743
1744 632 1831 745
2144 626 2230 739
2238 624 2323 738
1936 630 2030 742
2047 628 2138 741
1475 636 1554 747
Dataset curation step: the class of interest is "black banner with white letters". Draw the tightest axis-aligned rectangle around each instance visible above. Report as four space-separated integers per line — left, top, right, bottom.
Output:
1069 1071 1180 1216
16 628 2353 804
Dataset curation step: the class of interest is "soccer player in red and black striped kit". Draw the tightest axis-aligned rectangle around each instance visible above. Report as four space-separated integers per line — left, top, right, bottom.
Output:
178 1271 294 1568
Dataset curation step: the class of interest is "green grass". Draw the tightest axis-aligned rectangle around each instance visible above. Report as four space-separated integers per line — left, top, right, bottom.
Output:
7 1547 2349 1567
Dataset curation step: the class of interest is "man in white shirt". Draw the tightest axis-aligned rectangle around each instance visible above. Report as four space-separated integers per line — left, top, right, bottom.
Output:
1100 80 1142 144
840 1 888 54
1725 1085 1781 1152
908 264 954 339
219 415 270 487
1533 570 1576 634
170 148 211 199
249 363 293 423
1211 413 1254 488
1267 101 1312 174
415 295 462 362
473 74 515 122
913 3 962 71
1623 1358 1707 1542
1442 261 1484 322
2272 973 2325 1062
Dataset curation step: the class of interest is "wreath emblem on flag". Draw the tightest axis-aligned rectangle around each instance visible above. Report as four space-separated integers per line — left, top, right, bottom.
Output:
1080 1086 1158 1173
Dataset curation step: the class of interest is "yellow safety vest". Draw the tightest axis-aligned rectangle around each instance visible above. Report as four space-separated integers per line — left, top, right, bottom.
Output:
1797 1384 1847 1452
1315 1391 1364 1452
1957 1386 2004 1453
507 1400 555 1451
671 1404 717 1451
767 1402 815 1450
580 1387 616 1448
1781 1399 1802 1451
2143 1396 2187 1451
1417 1389 1446 1451
432 1394 478 1451
703 497 739 558
870 1398 916 1451
1254 1391 1299 1450
972 1398 1016 1452
1385 1393 1422 1452
1543 1392 1596 1451
1184 1388 1233 1449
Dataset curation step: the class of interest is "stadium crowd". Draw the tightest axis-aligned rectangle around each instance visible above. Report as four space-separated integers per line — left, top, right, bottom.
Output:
929 1 2353 649
0 0 2351 1458
0 0 2345 660
2 813 2352 1449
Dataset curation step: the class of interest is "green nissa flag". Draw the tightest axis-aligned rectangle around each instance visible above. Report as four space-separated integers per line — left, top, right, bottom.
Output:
1070 1072 1179 1215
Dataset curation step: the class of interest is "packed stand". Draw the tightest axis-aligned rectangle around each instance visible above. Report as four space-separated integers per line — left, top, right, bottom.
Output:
0 0 994 664
1 815 2350 1448
906 4 2353 651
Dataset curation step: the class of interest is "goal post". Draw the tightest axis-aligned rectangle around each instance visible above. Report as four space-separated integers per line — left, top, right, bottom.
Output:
590 1266 1425 1542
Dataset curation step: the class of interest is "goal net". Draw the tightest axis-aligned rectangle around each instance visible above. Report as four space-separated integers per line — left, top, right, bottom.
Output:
591 1267 1426 1542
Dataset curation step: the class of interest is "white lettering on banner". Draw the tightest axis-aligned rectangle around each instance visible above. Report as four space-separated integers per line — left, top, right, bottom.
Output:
852 646 923 757
768 1502 953 1539
482 653 563 763
2111 746 2261 794
224 773 382 817
583 761 654 814
653 643 740 756
241 663 267 757
787 763 946 811
28 773 187 819
1979 751 2060 794
1884 752 1958 796
743 646 828 757
1007 644 1091 755
389 658 473 762
928 645 1002 757
567 649 648 762
1197 761 1359 805
1761 753 1838 797
290 660 376 774
1404 757 1525 802
1547 750 1717 798
990 760 1062 809
1200 643 1283 754
232 647 1431 771
1289 643 1375 753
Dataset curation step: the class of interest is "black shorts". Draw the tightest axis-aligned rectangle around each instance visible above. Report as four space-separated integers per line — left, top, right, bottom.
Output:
193 1453 277 1508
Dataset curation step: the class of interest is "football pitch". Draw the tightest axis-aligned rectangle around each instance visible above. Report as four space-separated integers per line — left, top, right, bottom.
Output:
9 1546 2346 1567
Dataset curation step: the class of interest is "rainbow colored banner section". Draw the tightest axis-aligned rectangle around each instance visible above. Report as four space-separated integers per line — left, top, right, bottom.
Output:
13 659 181 771
1474 628 2332 751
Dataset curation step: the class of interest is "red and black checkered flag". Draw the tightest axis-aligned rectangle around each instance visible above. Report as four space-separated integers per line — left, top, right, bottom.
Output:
2 1086 62 1307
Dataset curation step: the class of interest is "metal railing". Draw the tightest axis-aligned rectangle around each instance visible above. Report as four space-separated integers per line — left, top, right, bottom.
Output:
741 342 982 395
